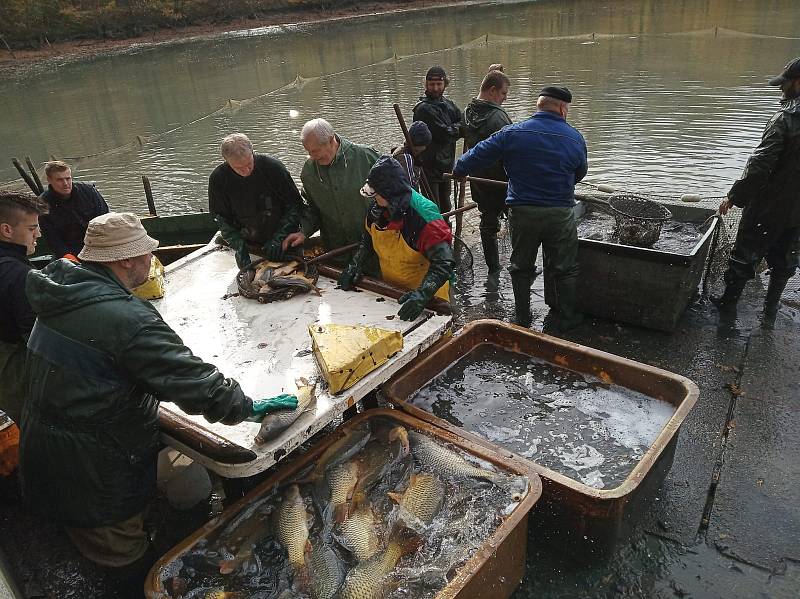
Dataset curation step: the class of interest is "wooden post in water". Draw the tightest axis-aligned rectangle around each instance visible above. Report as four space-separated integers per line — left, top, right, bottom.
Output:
142 176 157 216
24 156 44 194
11 158 40 195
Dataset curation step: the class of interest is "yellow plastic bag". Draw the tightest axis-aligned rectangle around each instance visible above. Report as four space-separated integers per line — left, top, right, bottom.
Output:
132 255 166 300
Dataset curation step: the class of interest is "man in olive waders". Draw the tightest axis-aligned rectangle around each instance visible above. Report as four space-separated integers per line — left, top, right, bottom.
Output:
711 57 800 327
453 86 588 334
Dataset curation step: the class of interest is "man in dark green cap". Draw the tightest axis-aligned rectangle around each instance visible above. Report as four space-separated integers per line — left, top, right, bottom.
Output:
712 56 800 326
454 86 588 334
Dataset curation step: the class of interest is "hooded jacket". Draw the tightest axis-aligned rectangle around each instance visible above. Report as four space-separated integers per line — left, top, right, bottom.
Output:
463 98 512 210
21 260 250 527
300 136 379 266
413 95 463 181
728 97 800 230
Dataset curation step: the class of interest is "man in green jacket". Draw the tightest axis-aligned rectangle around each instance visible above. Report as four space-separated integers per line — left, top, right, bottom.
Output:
464 67 512 285
20 212 295 597
712 56 800 325
283 119 379 271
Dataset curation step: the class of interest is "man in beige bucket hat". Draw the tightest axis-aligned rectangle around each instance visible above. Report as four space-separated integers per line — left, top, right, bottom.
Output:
19 212 296 597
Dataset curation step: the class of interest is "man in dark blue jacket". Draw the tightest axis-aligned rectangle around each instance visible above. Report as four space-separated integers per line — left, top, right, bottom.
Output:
39 160 109 260
454 86 588 333
0 191 48 423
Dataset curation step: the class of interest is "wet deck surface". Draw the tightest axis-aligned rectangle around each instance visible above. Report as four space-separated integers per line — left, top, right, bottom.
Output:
1 269 799 598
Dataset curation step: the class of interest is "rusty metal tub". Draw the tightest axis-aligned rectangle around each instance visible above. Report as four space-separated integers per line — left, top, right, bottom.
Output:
145 408 542 599
382 319 699 556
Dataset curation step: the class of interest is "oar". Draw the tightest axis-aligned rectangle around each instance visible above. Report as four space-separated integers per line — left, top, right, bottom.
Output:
11 158 40 195
25 156 44 194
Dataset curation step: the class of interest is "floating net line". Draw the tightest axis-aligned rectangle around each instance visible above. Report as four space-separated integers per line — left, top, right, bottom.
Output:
3 24 799 188
3 23 797 301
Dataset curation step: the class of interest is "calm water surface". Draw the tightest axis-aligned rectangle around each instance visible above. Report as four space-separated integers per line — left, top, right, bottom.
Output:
2 0 800 214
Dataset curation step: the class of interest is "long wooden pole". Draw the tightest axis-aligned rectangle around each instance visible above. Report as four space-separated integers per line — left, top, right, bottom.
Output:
392 103 435 200
11 158 40 195
24 156 44 194
142 175 157 216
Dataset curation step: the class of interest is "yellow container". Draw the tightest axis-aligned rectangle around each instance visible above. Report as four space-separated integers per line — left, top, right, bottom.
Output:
309 323 403 394
132 255 166 300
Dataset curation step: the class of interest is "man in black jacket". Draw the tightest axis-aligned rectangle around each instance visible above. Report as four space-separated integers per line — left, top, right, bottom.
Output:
413 65 464 213
0 191 48 423
712 57 800 323
39 160 109 260
464 67 512 283
208 133 302 268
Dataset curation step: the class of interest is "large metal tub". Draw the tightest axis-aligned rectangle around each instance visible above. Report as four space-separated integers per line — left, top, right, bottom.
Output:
145 408 542 599
383 320 699 557
574 202 719 331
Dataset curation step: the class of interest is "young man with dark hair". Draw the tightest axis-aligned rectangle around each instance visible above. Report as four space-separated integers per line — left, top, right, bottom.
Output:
39 160 109 260
464 67 513 285
0 191 48 422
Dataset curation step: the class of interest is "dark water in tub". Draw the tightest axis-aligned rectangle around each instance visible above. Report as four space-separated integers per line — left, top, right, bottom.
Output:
409 345 676 489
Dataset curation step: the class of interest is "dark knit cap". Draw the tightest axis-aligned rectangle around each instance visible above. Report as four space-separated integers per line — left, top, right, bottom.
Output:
408 121 433 146
539 85 573 103
362 155 412 218
768 57 800 86
426 65 447 81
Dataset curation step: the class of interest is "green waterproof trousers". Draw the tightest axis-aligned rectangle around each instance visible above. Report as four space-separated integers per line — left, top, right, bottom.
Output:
508 205 580 329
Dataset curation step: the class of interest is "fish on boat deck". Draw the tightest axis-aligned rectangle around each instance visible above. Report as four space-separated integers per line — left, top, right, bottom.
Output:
254 379 317 445
246 259 321 297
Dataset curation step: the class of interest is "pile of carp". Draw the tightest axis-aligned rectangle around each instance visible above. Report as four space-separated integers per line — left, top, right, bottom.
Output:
162 418 529 599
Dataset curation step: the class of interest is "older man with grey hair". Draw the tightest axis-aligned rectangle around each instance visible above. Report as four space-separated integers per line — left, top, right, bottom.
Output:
209 132 302 268
20 212 296 596
282 119 379 269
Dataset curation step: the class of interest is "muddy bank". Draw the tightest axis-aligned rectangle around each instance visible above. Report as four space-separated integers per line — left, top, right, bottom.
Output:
0 0 469 73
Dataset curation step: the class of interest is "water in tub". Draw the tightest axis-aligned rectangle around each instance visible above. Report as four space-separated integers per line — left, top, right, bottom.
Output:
158 417 528 598
409 345 676 489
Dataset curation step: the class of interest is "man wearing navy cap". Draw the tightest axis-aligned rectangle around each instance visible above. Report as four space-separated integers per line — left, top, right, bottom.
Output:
392 121 432 192
413 66 464 213
712 57 800 325
453 86 588 334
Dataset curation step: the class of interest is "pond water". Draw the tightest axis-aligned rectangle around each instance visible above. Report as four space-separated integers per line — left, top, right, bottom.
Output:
2 0 800 216
409 344 675 489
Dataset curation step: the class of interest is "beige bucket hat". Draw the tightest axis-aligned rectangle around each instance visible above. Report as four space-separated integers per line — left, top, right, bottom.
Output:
78 212 159 262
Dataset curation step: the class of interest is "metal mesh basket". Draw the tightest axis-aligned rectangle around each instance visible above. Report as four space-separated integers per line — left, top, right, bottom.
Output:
608 194 673 247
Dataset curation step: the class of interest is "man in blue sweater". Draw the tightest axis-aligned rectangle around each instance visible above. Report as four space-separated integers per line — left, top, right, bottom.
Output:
453 86 588 333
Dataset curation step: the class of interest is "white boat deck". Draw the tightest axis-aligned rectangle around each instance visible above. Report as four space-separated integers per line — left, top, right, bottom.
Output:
151 242 451 477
